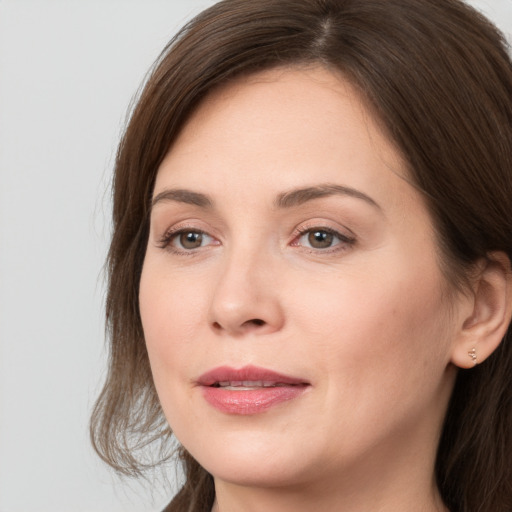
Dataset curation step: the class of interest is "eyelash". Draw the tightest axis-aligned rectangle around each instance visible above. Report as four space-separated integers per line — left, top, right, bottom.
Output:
291 225 356 254
157 226 215 255
157 225 356 255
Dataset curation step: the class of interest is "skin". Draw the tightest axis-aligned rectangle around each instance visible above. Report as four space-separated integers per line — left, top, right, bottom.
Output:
138 66 471 512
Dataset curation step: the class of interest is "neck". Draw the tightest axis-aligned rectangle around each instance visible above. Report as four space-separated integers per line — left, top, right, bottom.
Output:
212 473 448 512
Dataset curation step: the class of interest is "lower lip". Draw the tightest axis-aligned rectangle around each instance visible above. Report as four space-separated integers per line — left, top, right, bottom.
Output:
201 385 308 415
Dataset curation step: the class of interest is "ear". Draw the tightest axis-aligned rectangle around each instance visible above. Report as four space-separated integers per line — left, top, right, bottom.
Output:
451 252 512 369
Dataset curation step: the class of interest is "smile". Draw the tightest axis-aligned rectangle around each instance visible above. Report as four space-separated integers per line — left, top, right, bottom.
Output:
197 365 310 415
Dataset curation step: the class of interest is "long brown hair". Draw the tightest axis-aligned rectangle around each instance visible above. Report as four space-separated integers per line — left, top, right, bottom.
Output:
90 1 512 511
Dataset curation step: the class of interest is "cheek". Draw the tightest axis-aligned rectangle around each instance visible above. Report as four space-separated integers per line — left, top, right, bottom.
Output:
139 266 213 436
292 256 452 390
139 264 207 384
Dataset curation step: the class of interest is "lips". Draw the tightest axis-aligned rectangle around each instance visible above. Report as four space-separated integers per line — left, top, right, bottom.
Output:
197 365 310 415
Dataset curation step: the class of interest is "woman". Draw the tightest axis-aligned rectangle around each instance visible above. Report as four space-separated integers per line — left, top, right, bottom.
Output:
90 1 512 511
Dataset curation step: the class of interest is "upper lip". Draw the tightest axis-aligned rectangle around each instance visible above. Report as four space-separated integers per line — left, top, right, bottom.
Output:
197 365 310 387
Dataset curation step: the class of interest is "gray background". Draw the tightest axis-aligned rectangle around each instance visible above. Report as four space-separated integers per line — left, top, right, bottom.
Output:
0 1 510 511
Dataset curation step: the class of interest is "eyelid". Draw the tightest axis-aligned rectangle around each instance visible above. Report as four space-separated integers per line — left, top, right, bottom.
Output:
156 223 220 254
290 222 356 252
291 220 356 241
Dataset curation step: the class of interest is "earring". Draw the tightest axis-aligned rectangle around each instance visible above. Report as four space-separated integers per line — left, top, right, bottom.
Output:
468 347 477 366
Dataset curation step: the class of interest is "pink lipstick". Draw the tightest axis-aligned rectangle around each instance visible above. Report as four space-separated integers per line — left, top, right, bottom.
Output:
197 365 309 415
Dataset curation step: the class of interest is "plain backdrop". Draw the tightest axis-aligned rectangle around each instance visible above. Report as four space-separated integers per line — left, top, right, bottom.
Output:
0 1 511 511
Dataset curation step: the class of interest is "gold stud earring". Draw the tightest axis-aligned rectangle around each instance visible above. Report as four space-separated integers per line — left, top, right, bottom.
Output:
468 347 477 366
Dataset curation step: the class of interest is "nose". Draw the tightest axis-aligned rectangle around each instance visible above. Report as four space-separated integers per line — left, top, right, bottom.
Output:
208 249 285 336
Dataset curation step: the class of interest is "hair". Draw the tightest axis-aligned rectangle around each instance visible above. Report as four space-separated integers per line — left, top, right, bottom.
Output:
90 1 512 511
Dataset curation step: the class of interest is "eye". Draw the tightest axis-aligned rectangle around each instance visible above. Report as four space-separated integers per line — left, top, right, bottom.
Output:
304 230 337 249
293 227 355 251
175 231 208 250
159 228 217 252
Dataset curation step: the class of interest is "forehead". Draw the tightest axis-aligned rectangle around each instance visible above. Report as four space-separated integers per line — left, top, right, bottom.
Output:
155 66 408 198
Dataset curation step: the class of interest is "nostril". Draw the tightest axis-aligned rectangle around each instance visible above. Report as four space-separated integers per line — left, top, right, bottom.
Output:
211 318 267 332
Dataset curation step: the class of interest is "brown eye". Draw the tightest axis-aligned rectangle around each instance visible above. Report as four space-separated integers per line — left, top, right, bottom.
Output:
178 231 204 249
307 230 335 249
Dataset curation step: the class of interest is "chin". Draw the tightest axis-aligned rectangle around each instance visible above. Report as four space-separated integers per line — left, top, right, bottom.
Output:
180 428 325 489
202 456 309 489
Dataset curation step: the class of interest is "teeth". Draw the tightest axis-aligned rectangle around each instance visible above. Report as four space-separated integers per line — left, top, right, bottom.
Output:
215 380 285 388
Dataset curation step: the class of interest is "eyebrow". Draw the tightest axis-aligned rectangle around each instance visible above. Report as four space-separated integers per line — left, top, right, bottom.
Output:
151 183 381 212
151 188 213 209
275 184 382 211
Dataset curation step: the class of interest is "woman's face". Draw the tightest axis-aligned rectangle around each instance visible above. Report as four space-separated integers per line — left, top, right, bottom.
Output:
140 67 462 490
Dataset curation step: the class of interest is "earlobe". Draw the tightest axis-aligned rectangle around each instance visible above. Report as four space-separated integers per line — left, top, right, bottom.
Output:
451 252 512 369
